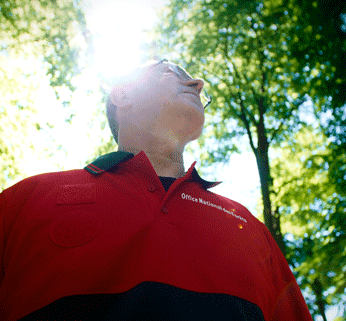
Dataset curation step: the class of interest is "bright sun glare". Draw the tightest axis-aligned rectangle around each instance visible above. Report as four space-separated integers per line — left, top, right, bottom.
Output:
84 0 160 79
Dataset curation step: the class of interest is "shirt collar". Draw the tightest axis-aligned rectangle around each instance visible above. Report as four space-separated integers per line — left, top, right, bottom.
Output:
84 151 222 190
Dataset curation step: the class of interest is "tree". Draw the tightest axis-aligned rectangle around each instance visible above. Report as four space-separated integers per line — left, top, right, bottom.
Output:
0 0 90 190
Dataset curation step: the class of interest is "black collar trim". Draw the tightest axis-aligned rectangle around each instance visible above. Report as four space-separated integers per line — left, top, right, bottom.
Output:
84 152 221 190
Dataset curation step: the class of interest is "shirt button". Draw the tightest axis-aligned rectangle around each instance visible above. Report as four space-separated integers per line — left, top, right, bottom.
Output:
148 184 156 192
161 207 169 214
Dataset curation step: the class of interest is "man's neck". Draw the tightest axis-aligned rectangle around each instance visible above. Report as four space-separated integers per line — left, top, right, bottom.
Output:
118 146 186 179
147 151 186 178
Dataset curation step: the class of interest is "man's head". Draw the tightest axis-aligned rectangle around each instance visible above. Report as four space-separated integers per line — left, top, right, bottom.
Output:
106 59 208 151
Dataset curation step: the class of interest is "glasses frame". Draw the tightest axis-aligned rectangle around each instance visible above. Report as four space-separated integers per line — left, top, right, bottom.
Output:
152 59 212 109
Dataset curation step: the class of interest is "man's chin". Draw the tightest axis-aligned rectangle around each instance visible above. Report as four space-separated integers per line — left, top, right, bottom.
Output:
178 98 204 112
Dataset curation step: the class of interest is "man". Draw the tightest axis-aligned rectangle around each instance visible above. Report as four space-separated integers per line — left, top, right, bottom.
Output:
0 59 312 320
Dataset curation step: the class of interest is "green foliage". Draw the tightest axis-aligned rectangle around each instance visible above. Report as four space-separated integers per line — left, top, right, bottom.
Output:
282 0 346 110
0 0 89 94
0 51 40 189
324 104 346 198
0 0 90 190
271 126 330 230
271 126 346 318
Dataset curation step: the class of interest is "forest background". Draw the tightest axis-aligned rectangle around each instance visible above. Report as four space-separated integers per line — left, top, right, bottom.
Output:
0 0 345 320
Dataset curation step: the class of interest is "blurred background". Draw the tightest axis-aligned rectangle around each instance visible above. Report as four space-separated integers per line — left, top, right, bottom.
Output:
0 0 345 319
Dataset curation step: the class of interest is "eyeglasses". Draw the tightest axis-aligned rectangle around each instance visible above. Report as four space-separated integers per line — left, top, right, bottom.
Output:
151 59 212 109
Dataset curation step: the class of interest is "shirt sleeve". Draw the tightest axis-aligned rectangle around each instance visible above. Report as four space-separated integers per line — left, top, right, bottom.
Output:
0 176 39 288
260 223 313 321
0 192 5 286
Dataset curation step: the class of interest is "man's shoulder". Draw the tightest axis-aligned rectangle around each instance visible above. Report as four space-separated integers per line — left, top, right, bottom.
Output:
210 191 253 217
0 168 96 221
208 190 268 229
29 168 90 184
0 168 93 202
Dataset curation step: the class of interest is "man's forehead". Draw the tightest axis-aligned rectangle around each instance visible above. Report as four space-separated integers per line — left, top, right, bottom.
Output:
110 59 191 92
109 61 157 94
140 60 191 76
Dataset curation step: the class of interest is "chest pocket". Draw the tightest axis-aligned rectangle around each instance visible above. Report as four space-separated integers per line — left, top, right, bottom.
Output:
56 183 96 205
51 184 100 247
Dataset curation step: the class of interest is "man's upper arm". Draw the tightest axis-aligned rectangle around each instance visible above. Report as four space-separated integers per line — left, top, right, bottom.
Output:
0 191 7 286
0 177 39 287
260 224 313 321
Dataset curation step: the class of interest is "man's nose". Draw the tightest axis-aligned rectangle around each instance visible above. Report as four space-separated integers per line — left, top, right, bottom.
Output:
188 78 204 94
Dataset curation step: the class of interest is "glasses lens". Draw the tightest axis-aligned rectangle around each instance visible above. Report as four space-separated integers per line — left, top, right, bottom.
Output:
175 66 192 81
201 89 211 109
165 63 190 81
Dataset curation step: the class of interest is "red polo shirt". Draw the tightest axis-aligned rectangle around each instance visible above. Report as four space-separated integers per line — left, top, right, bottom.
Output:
0 151 312 320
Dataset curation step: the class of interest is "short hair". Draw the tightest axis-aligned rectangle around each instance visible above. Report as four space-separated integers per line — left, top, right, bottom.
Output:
106 59 160 145
106 95 119 144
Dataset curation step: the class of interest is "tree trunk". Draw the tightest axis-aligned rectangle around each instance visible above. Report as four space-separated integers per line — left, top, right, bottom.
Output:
255 129 286 257
311 278 327 321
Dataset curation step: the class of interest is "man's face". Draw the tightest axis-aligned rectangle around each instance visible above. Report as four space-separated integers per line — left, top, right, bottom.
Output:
111 60 206 144
130 61 205 114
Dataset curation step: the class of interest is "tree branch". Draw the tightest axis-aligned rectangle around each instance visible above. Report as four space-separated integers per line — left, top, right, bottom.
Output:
269 97 305 143
237 92 257 153
231 61 259 127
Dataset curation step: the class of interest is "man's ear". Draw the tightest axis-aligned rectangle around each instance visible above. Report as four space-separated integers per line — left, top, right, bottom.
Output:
110 87 133 109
